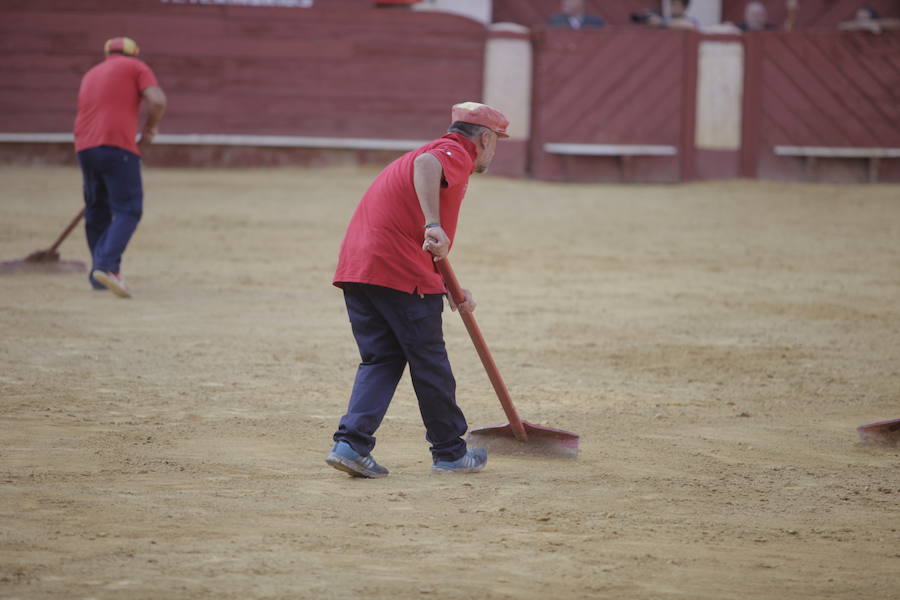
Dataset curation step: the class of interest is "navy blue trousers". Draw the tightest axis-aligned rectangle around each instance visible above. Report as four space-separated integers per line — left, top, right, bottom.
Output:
78 146 143 280
334 283 469 462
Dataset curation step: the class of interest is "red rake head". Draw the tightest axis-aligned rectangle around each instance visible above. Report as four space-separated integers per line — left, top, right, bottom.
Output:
857 418 900 447
0 255 86 274
467 420 579 459
24 249 61 263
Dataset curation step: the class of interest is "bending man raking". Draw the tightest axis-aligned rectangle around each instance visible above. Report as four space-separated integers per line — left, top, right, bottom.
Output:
327 102 510 477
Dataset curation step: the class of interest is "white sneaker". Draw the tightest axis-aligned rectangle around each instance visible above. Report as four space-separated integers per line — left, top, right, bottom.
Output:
92 270 131 298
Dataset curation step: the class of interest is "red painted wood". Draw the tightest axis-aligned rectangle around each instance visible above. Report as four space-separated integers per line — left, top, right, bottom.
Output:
757 32 900 147
740 32 763 177
4 0 899 182
695 149 740 179
530 28 685 182
752 31 900 181
680 32 698 181
0 1 486 141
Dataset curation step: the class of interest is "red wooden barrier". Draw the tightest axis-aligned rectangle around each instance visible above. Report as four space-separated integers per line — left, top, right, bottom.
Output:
0 0 486 161
745 31 900 182
530 28 691 182
2 1 898 181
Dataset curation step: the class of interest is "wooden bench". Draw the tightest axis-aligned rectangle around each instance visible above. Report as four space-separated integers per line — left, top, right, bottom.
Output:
543 142 678 181
0 133 428 152
774 146 900 183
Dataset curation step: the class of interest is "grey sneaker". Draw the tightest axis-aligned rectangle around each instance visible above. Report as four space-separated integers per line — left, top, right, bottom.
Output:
431 448 487 473
326 441 389 478
92 270 131 298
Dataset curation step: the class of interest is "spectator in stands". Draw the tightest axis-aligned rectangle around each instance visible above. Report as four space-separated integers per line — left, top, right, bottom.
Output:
73 37 167 298
839 5 900 33
633 0 699 30
737 1 777 31
548 0 604 29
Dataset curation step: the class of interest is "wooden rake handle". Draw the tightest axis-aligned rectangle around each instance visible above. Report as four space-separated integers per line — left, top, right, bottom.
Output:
48 208 86 254
436 258 527 441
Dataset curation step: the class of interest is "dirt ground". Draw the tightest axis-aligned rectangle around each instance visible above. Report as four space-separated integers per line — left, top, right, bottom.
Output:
1 165 898 599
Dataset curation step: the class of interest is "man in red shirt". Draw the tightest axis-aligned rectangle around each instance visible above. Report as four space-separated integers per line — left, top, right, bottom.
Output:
74 37 167 298
327 102 509 477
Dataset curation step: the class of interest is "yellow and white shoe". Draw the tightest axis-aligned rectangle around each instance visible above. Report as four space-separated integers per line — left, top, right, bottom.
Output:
92 270 131 298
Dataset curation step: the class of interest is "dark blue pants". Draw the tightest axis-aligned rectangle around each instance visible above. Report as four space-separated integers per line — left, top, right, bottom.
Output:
334 283 468 462
78 146 143 281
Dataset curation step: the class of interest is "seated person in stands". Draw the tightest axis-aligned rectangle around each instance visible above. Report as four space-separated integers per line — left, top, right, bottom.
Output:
548 0 604 29
738 1 777 31
838 5 900 33
632 0 699 30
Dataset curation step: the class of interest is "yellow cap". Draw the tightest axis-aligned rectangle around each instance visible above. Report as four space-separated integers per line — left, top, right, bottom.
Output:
104 37 140 57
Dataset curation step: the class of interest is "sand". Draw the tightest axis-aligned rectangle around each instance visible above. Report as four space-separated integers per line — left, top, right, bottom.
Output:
1 165 898 599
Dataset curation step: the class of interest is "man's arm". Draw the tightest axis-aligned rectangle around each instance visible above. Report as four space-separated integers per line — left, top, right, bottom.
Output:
412 152 475 313
413 152 450 262
138 85 167 151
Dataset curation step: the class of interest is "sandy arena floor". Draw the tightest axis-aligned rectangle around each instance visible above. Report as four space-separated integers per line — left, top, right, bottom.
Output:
1 165 898 599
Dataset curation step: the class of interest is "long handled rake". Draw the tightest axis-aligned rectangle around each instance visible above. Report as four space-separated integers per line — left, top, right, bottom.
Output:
0 208 86 274
437 258 579 458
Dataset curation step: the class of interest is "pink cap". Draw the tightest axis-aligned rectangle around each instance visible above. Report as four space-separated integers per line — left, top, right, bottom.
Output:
451 102 509 138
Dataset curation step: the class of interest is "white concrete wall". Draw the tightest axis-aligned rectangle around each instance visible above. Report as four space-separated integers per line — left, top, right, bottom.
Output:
694 40 744 150
481 22 531 140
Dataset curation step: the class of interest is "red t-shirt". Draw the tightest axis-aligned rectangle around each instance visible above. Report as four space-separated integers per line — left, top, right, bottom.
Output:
74 55 158 156
333 133 477 294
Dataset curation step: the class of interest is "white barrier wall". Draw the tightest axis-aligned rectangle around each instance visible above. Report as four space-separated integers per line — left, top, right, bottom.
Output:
482 22 532 141
695 40 744 151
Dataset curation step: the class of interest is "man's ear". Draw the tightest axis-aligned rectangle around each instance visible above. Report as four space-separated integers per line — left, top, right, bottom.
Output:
479 129 491 148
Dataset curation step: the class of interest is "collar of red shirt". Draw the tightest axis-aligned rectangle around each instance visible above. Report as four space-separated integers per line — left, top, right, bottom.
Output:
440 133 478 171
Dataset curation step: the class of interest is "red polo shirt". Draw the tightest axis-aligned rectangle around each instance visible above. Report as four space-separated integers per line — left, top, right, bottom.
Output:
74 55 158 156
333 133 477 294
